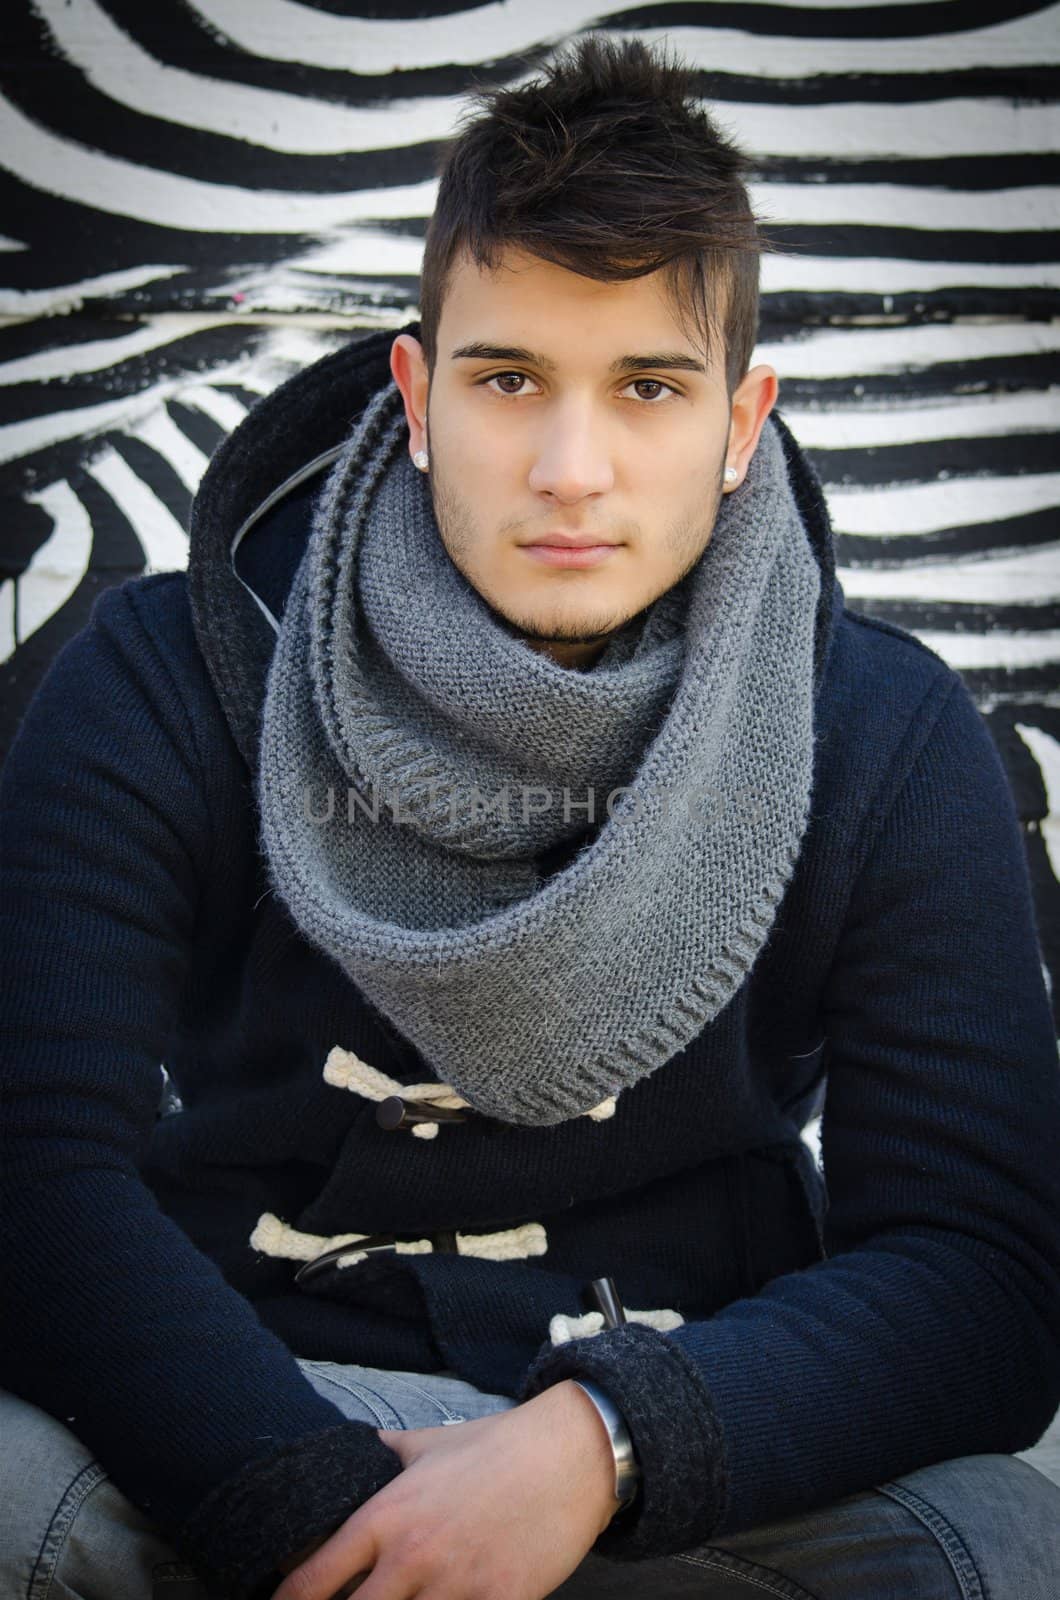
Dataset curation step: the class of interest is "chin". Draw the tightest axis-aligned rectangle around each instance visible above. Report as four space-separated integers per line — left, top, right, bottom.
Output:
521 620 625 648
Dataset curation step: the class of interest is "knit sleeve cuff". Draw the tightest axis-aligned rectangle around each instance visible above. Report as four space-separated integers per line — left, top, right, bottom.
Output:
172 1419 404 1598
520 1323 727 1560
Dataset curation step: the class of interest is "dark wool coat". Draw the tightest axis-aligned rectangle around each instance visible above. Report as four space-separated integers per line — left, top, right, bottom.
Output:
3 327 1059 1599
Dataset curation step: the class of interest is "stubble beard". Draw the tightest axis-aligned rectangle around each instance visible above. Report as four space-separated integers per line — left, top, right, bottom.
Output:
426 460 721 648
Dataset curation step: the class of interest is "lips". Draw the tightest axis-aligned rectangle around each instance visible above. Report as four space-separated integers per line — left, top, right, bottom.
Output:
518 529 622 569
523 532 619 549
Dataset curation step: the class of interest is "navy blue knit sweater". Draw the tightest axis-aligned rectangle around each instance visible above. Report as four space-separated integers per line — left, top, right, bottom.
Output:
3 328 1060 1598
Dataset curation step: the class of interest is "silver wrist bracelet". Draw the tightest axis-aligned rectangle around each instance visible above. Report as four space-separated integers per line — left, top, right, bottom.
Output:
569 1378 641 1512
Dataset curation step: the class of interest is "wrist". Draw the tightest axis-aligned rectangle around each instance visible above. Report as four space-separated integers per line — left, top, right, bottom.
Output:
565 1378 641 1521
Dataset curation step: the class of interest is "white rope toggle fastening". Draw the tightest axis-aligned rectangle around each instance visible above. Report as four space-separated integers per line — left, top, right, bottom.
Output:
548 1307 685 1345
323 1046 616 1138
250 1211 548 1269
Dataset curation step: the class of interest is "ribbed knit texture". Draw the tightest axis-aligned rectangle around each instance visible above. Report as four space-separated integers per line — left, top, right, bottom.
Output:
174 1418 402 1599
522 1324 728 1558
3 331 1060 1594
256 382 822 1124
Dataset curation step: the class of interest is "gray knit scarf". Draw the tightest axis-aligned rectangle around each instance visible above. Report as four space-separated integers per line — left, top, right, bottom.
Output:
257 381 821 1126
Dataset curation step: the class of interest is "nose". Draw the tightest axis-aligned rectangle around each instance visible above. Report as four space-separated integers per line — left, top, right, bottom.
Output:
527 398 615 504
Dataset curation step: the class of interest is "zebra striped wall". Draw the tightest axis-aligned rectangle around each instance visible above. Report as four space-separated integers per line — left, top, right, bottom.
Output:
2 1 1058 1012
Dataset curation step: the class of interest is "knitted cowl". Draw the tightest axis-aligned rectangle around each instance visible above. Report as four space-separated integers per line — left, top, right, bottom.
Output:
256 381 821 1125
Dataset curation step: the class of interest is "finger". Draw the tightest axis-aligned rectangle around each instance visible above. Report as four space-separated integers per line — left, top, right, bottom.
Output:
336 1557 419 1600
270 1519 377 1600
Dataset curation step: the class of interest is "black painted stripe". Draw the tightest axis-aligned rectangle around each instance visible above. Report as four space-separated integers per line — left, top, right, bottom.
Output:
0 172 331 288
102 0 543 105
0 324 269 429
165 397 230 458
865 663 1059 707
6 33 1056 193
56 1 1060 111
606 1 1052 42
110 435 194 533
774 354 1060 404
836 510 1060 567
755 154 1060 189
809 433 1060 487
0 485 53 573
3 11 445 191
847 598 1060 634
0 317 158 365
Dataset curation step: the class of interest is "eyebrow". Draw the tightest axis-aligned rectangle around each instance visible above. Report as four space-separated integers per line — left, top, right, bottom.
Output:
449 342 706 376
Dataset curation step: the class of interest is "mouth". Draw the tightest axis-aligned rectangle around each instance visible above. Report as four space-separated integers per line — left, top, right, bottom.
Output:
519 531 622 570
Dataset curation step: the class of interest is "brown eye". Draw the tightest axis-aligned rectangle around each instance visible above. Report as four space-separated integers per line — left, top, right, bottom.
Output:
489 373 530 395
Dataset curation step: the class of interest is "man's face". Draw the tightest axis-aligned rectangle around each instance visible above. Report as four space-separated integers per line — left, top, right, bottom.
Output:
392 248 775 669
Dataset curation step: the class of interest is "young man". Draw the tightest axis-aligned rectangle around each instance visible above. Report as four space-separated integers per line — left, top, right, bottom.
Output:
2 33 1059 1600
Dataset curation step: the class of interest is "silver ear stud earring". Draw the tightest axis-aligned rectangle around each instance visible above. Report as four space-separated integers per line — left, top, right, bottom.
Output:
724 465 738 484
413 449 430 472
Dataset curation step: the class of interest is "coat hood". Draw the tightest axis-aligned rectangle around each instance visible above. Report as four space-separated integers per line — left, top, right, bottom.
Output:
187 322 845 778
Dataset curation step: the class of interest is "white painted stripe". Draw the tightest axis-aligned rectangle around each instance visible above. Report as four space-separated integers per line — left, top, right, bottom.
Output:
0 319 339 421
0 577 13 662
756 319 1060 380
270 171 1060 234
224 326 350 396
910 629 1060 671
133 407 210 494
293 228 1060 293
0 264 182 319
0 235 26 251
754 181 1058 232
826 473 1060 537
31 0 1060 175
221 265 414 322
287 233 429 277
17 481 93 644
0 388 179 465
178 385 248 433
640 16 1060 81
0 363 252 465
778 392 1057 449
189 0 1060 76
34 0 465 155
85 448 189 574
839 542 1060 605
0 314 242 386
715 96 1058 163
1014 724 1060 881
3 92 1053 245
759 252 1060 296
6 25 1056 170
744 0 942 6
0 93 441 234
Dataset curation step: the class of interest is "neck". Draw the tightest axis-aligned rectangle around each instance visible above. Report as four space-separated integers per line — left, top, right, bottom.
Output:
523 637 609 671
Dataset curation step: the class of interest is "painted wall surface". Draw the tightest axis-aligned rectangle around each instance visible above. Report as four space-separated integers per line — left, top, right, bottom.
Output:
1 1 1058 1012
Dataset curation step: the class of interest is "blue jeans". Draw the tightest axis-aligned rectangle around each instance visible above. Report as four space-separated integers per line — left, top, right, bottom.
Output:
2 1363 1059 1599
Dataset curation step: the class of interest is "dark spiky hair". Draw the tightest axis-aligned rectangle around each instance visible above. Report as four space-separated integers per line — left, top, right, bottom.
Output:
418 33 779 398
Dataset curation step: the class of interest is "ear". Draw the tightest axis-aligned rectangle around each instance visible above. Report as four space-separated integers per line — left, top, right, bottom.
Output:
724 365 779 492
390 334 431 459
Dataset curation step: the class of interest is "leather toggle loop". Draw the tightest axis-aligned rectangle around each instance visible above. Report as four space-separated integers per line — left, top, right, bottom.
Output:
294 1234 397 1284
294 1227 463 1285
376 1095 468 1131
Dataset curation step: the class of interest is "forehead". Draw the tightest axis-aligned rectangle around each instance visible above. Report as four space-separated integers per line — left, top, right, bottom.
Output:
437 246 702 360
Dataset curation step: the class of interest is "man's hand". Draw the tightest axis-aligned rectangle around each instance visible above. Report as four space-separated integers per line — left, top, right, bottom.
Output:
269 1378 620 1600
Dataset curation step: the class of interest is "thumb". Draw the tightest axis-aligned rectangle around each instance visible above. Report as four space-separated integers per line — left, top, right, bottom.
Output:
375 1426 420 1465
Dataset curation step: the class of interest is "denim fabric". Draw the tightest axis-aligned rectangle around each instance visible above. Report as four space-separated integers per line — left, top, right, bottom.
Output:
2 1366 1058 1600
